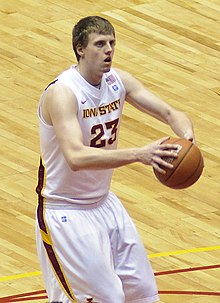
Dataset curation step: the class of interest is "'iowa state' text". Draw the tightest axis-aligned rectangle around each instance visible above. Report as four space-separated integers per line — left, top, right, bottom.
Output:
83 99 120 118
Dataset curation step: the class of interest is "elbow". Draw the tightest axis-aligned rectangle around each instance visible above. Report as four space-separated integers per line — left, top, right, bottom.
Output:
64 148 85 171
71 165 80 172
69 159 82 171
64 147 93 171
66 154 83 171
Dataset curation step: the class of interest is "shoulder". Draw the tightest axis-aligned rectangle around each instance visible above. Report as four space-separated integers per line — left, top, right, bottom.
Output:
43 66 76 95
113 67 144 95
44 83 76 103
41 83 78 125
112 67 131 82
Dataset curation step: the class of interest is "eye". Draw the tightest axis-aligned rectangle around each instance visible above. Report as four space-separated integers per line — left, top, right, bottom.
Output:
96 40 105 48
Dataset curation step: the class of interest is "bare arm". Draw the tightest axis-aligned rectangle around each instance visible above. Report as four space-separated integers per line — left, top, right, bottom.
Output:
41 84 177 173
116 68 195 142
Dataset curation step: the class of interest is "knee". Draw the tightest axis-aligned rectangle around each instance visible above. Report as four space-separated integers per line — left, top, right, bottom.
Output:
101 289 125 303
124 279 158 302
87 277 125 303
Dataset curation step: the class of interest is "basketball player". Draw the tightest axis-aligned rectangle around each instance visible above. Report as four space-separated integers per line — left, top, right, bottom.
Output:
36 16 195 303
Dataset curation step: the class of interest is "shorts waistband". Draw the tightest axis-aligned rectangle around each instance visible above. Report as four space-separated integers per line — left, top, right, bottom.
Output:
45 193 108 210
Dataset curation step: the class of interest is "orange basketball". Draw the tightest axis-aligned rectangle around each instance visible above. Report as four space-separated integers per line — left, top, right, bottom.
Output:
153 137 204 189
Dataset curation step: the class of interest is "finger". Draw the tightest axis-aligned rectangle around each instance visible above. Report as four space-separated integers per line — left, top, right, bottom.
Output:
152 156 174 170
152 162 166 174
155 149 178 158
186 136 196 144
159 143 179 150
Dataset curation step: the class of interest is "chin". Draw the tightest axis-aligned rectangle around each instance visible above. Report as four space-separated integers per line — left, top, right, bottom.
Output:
103 65 111 73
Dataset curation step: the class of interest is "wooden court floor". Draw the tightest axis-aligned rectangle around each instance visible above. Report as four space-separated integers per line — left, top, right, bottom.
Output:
0 0 220 302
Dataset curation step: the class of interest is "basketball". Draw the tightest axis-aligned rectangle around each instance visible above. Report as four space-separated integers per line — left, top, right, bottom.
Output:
153 137 204 189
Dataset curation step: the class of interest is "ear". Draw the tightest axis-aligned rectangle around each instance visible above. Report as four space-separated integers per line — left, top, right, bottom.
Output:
76 44 85 58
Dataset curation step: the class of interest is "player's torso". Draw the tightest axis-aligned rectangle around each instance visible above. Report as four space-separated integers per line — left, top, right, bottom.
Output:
38 66 126 203
59 66 126 150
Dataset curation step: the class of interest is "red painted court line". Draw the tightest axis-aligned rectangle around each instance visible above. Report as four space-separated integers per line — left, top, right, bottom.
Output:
159 290 220 296
1 264 219 302
0 290 45 299
1 290 220 303
0 296 47 302
1 289 220 302
0 290 46 303
155 264 220 276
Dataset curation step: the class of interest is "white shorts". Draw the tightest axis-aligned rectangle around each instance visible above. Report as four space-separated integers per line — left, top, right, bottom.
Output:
36 191 159 303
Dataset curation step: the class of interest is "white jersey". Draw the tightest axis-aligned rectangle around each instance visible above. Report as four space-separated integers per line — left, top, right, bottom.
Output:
37 66 126 204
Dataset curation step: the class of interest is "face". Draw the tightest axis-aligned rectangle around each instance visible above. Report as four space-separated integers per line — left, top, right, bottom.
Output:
77 32 116 76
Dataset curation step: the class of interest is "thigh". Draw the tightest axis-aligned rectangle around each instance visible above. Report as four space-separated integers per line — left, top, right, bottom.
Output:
37 206 125 303
107 193 159 302
117 233 159 303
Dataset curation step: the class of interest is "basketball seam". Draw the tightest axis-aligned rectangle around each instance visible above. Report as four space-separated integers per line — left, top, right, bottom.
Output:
172 152 203 188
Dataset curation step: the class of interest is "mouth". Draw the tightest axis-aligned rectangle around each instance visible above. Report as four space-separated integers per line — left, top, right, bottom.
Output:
104 57 112 63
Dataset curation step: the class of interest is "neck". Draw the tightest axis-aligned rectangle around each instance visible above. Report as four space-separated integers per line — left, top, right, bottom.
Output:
76 64 102 87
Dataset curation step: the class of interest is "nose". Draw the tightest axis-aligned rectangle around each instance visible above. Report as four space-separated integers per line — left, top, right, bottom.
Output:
105 42 113 54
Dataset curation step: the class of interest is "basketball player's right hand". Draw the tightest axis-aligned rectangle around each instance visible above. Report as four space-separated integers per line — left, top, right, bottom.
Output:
139 137 179 174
